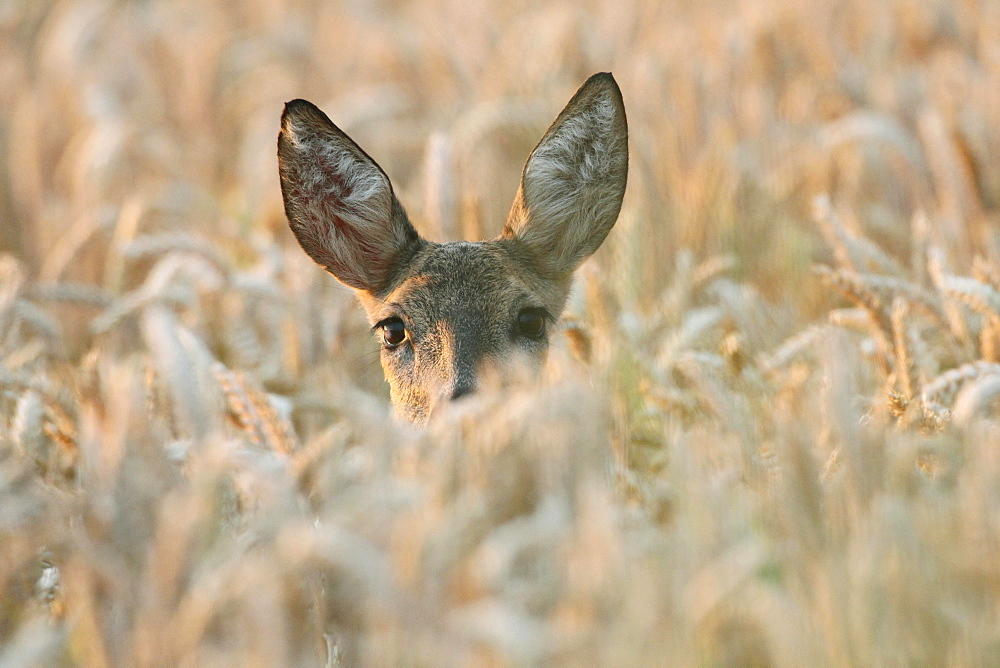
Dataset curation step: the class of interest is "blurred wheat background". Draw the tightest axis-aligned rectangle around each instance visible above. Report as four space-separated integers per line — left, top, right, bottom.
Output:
2 0 1000 665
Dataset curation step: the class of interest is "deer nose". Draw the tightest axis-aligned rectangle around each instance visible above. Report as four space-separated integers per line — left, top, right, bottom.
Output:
450 382 475 401
437 324 478 402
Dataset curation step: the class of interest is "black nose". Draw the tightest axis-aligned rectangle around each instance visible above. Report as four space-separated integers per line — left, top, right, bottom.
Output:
451 384 474 401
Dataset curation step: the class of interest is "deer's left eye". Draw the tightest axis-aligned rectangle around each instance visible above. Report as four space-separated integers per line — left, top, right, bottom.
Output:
517 308 547 340
379 318 407 348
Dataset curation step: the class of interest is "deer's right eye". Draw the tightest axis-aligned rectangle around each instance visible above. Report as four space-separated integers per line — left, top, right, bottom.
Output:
517 308 548 340
379 318 407 348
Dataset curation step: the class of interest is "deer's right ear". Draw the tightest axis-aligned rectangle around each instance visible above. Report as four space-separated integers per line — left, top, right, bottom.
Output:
278 99 421 294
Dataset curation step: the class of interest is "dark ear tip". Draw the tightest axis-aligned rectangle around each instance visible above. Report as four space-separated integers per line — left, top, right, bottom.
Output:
281 99 334 131
586 72 617 86
584 72 623 100
283 98 317 115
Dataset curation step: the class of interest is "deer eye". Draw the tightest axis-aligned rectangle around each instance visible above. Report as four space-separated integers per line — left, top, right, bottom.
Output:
379 318 407 348
517 308 547 340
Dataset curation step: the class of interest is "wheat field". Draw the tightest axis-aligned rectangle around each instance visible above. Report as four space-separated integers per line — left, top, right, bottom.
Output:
2 0 1000 665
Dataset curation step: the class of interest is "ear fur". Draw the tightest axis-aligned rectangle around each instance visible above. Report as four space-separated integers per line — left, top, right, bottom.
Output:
501 72 628 276
278 100 420 293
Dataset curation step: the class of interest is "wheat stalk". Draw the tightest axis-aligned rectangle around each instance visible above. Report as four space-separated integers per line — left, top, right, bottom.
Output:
921 361 1000 409
758 324 833 374
27 282 114 308
890 297 914 400
213 364 297 454
938 274 1000 319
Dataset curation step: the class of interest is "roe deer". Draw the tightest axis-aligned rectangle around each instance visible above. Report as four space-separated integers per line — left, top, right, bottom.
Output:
278 73 627 422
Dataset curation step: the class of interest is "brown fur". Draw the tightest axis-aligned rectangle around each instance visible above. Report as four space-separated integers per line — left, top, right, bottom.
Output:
278 73 628 422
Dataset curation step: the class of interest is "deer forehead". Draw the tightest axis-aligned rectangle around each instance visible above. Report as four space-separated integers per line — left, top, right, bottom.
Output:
370 242 550 332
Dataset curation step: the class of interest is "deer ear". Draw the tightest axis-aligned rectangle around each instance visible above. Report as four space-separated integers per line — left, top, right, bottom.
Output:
278 100 421 294
501 73 628 276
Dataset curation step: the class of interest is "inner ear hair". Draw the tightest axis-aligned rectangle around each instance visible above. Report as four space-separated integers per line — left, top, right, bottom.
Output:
502 72 628 277
278 99 421 293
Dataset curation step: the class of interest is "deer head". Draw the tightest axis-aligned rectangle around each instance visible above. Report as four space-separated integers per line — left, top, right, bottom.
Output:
278 73 627 422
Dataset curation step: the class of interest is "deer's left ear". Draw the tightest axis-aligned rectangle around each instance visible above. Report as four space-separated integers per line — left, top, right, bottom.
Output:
501 72 628 276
